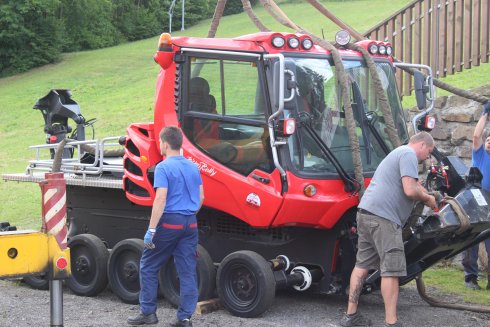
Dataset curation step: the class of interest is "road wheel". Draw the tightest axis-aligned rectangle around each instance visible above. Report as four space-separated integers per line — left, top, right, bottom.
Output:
66 234 109 296
107 238 144 304
158 244 216 307
23 274 49 290
217 250 275 318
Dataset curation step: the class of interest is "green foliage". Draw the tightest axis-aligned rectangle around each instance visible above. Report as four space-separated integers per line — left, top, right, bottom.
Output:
0 0 216 77
60 0 122 51
223 0 258 16
0 0 63 77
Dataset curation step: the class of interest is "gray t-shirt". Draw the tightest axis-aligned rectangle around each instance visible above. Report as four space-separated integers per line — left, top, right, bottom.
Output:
358 145 419 226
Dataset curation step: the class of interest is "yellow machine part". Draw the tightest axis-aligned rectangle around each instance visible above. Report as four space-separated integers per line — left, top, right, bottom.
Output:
0 230 70 279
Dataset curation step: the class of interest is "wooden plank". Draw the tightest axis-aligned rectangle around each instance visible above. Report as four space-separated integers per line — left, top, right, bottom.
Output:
395 14 404 93
431 0 438 76
464 0 473 69
438 0 447 77
414 1 422 66
379 24 386 42
387 15 395 45
423 0 432 67
446 0 456 75
195 298 221 315
404 8 413 96
454 0 464 71
482 0 490 63
471 0 481 66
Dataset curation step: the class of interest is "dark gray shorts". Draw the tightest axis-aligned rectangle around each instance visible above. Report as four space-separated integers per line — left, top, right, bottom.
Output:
355 211 406 277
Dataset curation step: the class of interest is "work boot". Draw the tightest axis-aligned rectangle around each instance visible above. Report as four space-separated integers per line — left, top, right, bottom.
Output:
339 311 372 326
169 318 193 327
464 277 481 290
127 312 158 325
385 321 403 327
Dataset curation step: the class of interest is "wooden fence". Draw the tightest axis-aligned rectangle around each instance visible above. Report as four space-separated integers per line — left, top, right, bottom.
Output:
364 0 490 96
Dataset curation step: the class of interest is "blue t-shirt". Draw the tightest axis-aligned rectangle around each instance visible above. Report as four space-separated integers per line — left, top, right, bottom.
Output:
154 156 202 215
472 145 490 190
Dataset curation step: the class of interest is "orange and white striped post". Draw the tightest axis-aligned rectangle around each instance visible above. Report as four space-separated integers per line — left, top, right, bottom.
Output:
40 172 68 327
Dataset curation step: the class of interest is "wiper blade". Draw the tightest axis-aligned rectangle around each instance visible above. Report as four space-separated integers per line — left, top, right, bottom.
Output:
299 115 357 193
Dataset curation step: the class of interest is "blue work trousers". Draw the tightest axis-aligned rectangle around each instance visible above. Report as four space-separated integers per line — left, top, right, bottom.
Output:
139 213 198 320
462 238 490 281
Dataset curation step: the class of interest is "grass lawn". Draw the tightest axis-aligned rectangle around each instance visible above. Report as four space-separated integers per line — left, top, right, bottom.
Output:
406 265 490 305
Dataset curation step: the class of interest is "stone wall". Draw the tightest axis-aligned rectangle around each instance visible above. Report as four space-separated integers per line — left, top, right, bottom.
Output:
407 84 490 165
406 85 490 271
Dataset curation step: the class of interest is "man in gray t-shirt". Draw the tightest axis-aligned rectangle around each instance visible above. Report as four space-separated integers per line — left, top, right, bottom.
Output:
340 132 437 327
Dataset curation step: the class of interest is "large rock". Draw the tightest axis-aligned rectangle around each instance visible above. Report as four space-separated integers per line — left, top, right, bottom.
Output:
431 125 450 140
450 125 474 145
454 144 472 159
441 104 478 123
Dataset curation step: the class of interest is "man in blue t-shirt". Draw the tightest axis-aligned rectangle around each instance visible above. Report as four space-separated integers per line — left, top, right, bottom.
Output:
462 101 490 291
128 126 204 327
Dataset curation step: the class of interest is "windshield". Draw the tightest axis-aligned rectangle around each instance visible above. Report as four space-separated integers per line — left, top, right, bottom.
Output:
286 57 409 175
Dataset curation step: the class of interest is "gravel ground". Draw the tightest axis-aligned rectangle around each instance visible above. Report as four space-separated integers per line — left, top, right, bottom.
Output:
0 280 490 327
1 278 489 327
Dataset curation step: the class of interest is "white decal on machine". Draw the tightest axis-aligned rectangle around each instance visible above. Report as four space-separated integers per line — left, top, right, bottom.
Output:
246 193 261 207
471 189 488 206
186 156 217 177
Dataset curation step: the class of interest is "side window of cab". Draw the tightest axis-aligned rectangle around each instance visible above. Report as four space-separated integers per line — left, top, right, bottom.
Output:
182 56 274 175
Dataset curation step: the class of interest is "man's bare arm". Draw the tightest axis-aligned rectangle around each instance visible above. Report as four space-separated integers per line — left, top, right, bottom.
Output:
402 176 436 209
473 113 488 150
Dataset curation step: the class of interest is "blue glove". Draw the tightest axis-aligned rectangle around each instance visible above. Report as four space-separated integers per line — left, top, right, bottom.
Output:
483 101 490 116
144 229 155 249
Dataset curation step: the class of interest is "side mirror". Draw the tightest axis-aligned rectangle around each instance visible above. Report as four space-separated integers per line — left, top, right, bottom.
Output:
414 70 427 110
272 60 296 111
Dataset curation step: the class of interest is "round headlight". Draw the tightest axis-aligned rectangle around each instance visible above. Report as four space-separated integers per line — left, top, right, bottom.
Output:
368 43 379 54
288 37 300 49
386 46 393 56
378 45 386 55
272 36 285 48
335 30 351 46
301 38 313 50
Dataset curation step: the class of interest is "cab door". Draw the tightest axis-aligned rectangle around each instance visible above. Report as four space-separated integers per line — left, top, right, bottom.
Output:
180 51 284 227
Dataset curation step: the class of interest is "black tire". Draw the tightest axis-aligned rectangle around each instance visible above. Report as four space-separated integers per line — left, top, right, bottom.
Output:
158 244 216 307
107 239 144 304
217 250 276 318
66 234 109 296
23 274 49 290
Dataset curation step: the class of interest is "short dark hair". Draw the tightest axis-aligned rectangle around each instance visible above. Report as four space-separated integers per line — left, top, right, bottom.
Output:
160 126 183 150
409 131 434 147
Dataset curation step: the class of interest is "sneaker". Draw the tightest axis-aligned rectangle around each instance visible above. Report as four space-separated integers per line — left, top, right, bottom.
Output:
169 318 193 327
127 312 158 325
385 321 403 327
340 311 372 326
464 278 481 290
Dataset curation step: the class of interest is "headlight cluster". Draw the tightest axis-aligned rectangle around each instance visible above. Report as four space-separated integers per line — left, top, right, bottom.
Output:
368 42 393 56
272 35 313 50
